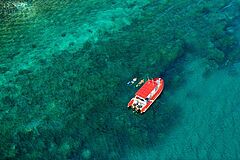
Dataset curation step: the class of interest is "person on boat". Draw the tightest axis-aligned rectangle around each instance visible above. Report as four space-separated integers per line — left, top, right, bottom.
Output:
132 100 138 107
136 79 144 87
135 107 140 112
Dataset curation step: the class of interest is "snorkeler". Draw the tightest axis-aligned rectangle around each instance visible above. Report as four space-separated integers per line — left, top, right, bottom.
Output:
127 78 137 85
136 79 144 87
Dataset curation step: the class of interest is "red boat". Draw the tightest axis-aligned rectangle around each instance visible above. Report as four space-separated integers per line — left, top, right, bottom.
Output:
128 78 164 114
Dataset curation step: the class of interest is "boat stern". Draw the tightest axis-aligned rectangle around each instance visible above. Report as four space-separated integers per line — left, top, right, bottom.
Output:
128 97 147 114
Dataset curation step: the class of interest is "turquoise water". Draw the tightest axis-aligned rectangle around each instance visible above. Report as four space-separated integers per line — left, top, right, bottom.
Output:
1 0 240 159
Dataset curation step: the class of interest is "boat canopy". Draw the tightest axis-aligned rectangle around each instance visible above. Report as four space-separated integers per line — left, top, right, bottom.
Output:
135 80 158 98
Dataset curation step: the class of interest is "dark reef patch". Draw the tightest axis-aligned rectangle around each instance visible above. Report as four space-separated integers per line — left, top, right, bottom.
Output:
2 96 16 107
31 44 37 49
0 66 9 74
61 32 66 37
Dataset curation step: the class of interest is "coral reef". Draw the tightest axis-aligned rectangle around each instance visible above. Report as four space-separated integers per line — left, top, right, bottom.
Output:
0 0 240 159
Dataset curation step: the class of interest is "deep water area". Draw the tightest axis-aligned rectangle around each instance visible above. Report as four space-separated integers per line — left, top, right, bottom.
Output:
1 0 240 159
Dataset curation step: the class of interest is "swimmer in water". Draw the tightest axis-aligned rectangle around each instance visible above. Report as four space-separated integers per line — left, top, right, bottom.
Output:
136 79 144 87
127 78 137 85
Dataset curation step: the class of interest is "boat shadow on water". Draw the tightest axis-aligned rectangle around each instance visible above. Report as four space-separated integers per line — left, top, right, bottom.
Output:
128 91 183 146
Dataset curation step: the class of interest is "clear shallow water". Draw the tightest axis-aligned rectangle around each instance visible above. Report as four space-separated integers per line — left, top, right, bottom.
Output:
1 0 240 159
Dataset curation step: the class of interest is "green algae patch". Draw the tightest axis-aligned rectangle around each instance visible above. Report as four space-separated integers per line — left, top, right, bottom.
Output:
81 149 91 160
157 40 184 67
